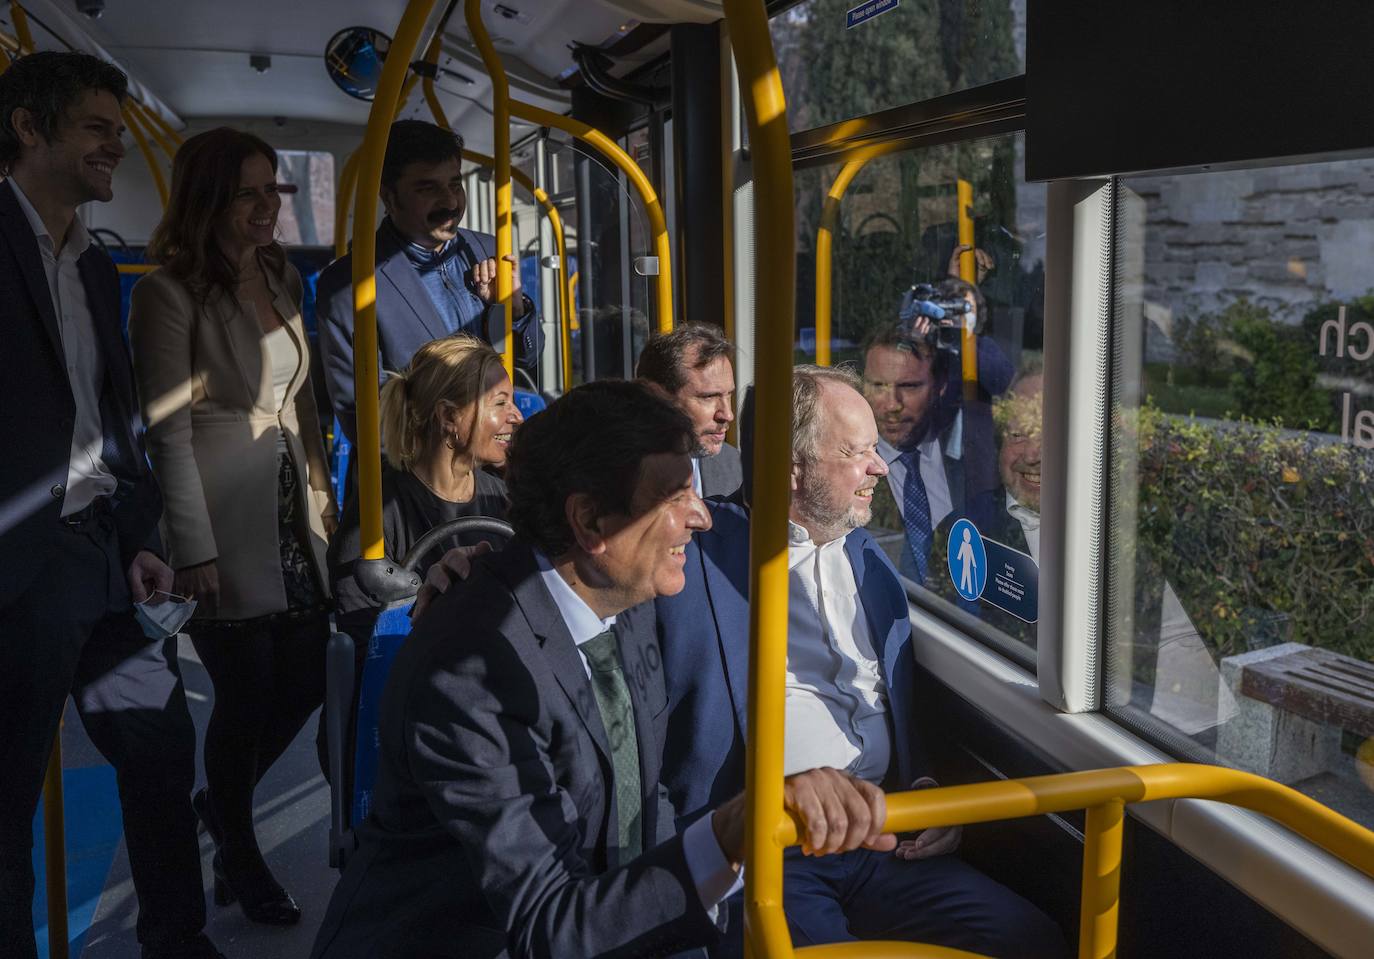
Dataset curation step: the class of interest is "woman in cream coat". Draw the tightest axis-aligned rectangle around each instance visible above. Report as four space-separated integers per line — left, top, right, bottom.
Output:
129 127 335 927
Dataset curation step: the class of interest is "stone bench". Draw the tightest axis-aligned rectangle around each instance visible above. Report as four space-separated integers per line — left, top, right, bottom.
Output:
1218 642 1374 783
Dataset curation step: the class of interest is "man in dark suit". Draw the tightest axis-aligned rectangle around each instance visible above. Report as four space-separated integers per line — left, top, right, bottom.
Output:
317 119 543 444
637 322 744 502
311 380 899 959
658 366 1064 958
0 52 220 959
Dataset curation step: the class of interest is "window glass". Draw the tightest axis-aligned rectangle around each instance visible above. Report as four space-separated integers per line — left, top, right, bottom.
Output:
797 132 1046 663
1107 160 1374 826
772 0 1025 132
274 150 334 246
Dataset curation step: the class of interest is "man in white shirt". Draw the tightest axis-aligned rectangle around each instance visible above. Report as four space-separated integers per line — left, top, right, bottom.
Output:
658 366 1065 958
0 52 220 959
312 380 896 959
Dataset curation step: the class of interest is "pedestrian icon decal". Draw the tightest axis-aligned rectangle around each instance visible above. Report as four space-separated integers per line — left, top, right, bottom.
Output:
947 518 987 601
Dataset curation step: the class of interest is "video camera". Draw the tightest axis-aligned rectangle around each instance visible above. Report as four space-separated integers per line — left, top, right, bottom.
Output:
896 282 971 354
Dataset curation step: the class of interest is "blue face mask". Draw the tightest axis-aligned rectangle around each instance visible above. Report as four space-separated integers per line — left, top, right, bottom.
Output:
133 590 198 640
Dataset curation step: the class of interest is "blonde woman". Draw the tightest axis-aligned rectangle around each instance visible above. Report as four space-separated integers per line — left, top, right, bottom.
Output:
128 127 336 926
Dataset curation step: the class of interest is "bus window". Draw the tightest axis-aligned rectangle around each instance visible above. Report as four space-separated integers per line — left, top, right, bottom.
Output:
796 132 1047 667
274 149 335 246
772 0 1025 133
1106 160 1374 825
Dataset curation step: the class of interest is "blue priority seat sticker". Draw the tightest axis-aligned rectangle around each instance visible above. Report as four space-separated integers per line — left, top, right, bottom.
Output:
947 519 987 601
947 519 1039 623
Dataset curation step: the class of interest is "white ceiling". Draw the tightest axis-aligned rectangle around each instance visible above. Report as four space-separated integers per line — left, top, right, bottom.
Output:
16 0 722 152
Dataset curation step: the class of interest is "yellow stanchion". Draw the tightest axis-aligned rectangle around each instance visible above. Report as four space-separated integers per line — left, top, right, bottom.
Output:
128 101 177 163
509 99 674 334
464 0 516 381
10 1 33 53
955 178 978 398
350 0 439 562
139 104 184 147
123 106 167 208
814 148 880 366
334 148 360 260
720 2 794 957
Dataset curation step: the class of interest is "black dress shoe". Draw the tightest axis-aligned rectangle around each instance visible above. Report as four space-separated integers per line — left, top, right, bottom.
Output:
192 788 224 849
141 932 228 958
212 850 302 926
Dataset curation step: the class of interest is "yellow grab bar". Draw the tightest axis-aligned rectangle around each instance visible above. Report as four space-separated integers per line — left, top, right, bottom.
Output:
123 104 167 208
720 2 794 957
127 100 177 163
955 178 977 397
813 150 879 366
350 0 439 562
334 147 361 260
509 99 674 334
10 1 33 52
464 0 516 381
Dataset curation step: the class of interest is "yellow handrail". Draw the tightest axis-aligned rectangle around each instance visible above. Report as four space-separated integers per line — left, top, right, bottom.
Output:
955 178 977 397
334 147 361 260
122 98 168 208
9 1 33 52
771 763 1374 959
127 100 177 163
721 2 794 957
509 98 675 334
464 0 516 381
138 103 184 146
813 149 879 366
350 0 439 562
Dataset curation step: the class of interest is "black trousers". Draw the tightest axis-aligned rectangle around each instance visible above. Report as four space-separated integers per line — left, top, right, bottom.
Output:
0 512 204 959
191 612 328 872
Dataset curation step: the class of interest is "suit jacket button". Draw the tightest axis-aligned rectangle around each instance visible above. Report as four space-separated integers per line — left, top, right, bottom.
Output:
51 483 65 498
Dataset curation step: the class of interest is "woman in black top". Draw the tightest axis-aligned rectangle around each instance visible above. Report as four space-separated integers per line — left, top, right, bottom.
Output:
330 333 522 636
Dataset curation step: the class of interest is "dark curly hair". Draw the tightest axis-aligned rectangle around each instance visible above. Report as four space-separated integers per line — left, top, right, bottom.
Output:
505 380 695 558
0 51 127 174
635 322 735 394
382 119 465 192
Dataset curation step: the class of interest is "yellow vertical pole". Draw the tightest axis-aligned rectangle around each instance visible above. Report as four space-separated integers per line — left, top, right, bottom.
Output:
814 154 872 366
721 1 794 956
465 0 515 381
43 731 68 959
139 105 184 147
352 0 439 561
508 100 674 334
335 148 361 260
10 2 33 52
1079 799 1125 959
123 106 168 208
956 177 978 397
128 101 177 163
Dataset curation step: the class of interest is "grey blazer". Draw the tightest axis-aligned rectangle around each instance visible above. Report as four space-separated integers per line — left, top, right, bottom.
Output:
310 543 720 959
698 442 744 503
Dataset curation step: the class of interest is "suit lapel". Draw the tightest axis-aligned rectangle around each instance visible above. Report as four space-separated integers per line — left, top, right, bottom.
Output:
700 528 750 734
0 182 64 361
504 550 613 765
377 227 450 347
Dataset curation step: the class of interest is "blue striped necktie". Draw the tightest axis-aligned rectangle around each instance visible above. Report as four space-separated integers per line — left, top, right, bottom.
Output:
899 448 933 584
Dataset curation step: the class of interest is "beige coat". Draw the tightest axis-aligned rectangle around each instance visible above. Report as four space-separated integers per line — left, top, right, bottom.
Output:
128 263 336 620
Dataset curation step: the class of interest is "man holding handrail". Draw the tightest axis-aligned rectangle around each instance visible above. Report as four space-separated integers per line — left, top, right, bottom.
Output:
317 119 544 446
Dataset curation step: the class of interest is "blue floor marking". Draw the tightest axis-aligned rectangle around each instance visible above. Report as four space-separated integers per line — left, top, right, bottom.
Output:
32 765 123 959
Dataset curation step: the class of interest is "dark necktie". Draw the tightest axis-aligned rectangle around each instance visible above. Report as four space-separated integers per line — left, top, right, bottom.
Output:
899 449 933 584
582 630 642 863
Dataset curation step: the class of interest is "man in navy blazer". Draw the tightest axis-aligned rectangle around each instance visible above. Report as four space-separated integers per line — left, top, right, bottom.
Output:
658 366 1065 958
0 53 218 959
317 120 543 444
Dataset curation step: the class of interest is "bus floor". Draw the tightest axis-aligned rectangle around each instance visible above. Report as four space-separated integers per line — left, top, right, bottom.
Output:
32 634 335 959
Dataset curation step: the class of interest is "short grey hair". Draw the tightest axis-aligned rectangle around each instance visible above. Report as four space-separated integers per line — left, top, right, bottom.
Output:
792 364 862 464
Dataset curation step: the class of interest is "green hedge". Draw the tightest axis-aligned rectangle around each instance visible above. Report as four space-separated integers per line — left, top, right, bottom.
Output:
1130 405 1374 663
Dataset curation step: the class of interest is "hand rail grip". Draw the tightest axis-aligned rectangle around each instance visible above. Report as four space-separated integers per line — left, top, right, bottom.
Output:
400 516 513 573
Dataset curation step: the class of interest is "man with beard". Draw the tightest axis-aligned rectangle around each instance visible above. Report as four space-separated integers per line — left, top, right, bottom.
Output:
636 323 743 501
656 366 1065 958
318 120 544 444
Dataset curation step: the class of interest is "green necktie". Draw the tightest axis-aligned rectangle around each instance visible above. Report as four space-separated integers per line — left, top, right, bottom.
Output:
582 629 642 863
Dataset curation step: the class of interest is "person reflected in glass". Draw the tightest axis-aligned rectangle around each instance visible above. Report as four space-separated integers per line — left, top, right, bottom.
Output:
129 128 338 926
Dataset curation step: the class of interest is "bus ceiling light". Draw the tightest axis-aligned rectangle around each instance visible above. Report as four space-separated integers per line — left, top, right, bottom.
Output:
250 54 271 74
74 0 104 18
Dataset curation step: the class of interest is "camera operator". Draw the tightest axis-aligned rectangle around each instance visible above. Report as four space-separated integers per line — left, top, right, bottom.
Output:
860 259 1012 585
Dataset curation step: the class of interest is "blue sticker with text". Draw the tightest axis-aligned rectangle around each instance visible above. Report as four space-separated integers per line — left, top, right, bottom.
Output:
947 519 987 601
847 0 899 30
980 538 1039 623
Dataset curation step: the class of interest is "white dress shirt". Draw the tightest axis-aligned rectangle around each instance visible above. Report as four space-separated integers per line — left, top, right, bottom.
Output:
1006 493 1041 563
783 522 891 784
533 552 740 911
877 434 954 531
11 177 117 516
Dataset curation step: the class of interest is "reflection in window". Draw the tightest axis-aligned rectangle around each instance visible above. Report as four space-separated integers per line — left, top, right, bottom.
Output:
274 150 334 247
772 0 1026 132
797 134 1046 661
1108 161 1374 826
